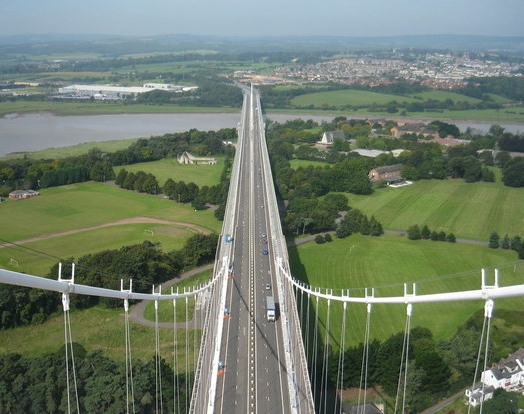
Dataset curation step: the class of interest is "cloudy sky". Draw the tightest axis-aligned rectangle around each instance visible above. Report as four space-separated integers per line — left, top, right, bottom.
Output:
1 0 523 38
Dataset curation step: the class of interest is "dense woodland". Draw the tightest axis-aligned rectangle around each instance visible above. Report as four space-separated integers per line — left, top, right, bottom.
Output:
0 347 190 414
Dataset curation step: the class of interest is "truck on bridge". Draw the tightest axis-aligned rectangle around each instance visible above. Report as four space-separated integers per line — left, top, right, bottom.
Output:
266 296 276 322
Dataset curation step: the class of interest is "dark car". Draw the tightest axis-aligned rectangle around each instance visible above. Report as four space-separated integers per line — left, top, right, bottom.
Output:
262 248 268 255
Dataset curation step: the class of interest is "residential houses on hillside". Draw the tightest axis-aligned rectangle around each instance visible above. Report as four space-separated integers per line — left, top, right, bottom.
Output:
466 348 524 407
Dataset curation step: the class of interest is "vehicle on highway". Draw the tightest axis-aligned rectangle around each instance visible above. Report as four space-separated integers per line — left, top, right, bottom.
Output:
266 296 276 322
262 248 268 255
265 283 271 290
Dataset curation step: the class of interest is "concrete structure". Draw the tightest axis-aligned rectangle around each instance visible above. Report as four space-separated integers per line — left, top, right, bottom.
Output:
351 148 387 158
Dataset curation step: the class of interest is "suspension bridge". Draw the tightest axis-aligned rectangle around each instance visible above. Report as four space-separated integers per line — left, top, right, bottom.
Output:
1 85 524 413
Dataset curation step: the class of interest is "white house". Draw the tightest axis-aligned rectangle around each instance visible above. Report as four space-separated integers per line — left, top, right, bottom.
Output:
465 348 524 406
482 348 524 390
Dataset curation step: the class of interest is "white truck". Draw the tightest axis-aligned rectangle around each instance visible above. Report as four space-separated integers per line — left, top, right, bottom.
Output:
266 296 276 322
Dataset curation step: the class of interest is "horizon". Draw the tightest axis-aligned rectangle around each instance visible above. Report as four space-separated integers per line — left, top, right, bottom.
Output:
1 0 523 38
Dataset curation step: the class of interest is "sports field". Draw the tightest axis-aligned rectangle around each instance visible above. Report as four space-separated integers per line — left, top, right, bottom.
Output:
0 181 221 276
290 233 524 349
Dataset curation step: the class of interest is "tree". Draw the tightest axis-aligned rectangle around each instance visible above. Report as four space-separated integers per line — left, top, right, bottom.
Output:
407 225 421 240
421 225 431 240
488 231 500 248
501 234 511 249
314 235 326 244
322 193 349 214
502 157 524 187
142 173 159 194
446 233 456 243
482 167 495 182
415 351 451 394
495 151 511 167
482 388 518 414
89 160 115 182
369 216 384 237
114 168 128 186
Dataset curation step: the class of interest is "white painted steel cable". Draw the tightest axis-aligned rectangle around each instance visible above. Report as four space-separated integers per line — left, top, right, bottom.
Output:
123 299 136 414
335 301 347 414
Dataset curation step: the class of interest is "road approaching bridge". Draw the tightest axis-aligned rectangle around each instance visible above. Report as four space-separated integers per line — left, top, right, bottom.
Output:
189 85 315 414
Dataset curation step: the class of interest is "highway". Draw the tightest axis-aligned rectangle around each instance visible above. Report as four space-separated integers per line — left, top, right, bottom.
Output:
214 87 290 413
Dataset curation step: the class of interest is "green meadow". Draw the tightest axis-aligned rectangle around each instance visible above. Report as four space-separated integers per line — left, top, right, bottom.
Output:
291 89 419 107
0 181 222 276
348 178 524 241
287 159 524 242
0 292 201 370
290 233 524 350
114 157 227 188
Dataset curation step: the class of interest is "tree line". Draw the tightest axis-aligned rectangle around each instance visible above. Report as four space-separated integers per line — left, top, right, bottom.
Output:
0 127 236 197
0 234 218 330
114 164 231 216
488 231 524 259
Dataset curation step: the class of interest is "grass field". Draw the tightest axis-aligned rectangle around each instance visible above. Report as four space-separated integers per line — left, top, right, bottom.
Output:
291 89 419 107
114 157 226 188
9 138 140 160
0 181 222 275
0 295 201 372
287 161 524 242
407 90 483 103
348 178 524 241
290 233 524 350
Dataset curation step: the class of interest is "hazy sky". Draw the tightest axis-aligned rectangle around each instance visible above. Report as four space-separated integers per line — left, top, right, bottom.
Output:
1 0 523 38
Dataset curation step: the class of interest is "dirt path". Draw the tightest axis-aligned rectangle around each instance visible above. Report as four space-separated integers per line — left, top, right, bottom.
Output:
129 263 215 329
0 216 211 248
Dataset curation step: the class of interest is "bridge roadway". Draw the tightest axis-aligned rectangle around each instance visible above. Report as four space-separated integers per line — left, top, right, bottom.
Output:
213 87 291 413
189 85 314 414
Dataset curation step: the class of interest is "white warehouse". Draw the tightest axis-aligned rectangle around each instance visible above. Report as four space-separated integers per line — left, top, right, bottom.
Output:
58 83 197 99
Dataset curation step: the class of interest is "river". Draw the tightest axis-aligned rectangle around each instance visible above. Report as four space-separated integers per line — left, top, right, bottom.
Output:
0 111 522 156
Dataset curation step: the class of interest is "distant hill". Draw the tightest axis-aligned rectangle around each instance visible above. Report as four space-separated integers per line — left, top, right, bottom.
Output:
0 34 523 55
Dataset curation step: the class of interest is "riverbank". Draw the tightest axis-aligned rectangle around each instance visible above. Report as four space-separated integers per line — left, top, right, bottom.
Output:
1 110 523 157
